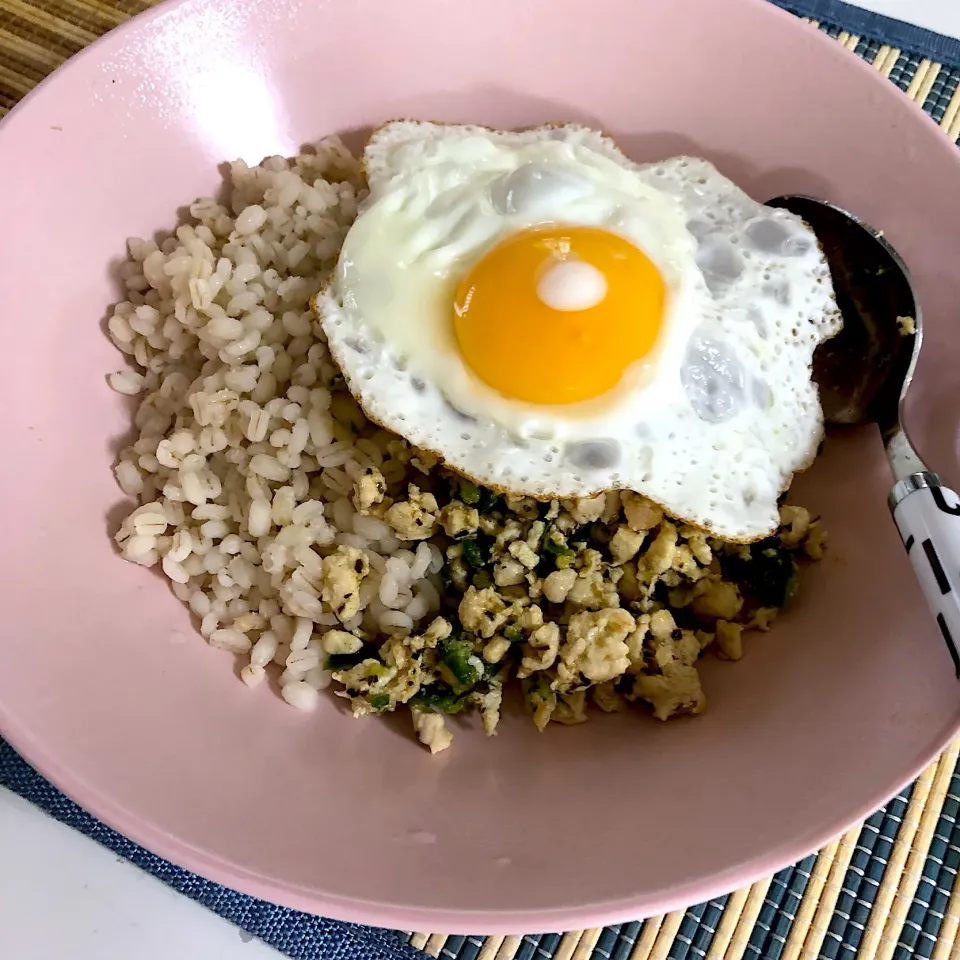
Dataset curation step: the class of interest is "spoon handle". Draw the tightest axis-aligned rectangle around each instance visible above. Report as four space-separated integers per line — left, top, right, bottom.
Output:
891 473 960 677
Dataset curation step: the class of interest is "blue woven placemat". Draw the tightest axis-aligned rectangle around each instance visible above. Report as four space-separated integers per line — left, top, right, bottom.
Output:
0 737 422 960
779 0 960 68
4 2 960 959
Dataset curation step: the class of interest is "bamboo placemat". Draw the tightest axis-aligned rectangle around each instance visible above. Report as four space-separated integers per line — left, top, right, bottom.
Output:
4 2 960 958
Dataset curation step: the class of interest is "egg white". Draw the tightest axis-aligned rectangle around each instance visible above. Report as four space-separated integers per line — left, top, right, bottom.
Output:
315 121 841 540
330 123 702 437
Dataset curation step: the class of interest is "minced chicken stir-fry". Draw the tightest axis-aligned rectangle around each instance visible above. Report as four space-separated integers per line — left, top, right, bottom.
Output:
331 465 824 753
106 139 826 754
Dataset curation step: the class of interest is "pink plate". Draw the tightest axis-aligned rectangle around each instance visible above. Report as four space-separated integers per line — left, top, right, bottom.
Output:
2 0 960 935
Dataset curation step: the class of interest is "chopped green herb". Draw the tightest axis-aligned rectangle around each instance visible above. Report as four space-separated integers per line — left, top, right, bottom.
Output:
460 536 488 569
368 693 391 711
541 531 563 554
412 683 469 714
457 478 481 505
472 570 493 590
721 535 797 608
504 625 523 644
542 529 577 568
438 636 482 687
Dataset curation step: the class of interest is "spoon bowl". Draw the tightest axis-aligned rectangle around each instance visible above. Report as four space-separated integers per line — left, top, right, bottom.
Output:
768 194 960 678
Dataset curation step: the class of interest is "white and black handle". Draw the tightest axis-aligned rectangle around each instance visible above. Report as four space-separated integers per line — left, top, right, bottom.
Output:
891 473 960 676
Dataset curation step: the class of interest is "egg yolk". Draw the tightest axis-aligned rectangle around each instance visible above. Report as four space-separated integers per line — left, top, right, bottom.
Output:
453 226 666 405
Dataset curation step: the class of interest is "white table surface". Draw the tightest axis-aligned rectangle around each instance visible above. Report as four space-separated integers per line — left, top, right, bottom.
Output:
2 2 957 958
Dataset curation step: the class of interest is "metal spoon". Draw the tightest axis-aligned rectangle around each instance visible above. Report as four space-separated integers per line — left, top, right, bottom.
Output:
767 195 960 675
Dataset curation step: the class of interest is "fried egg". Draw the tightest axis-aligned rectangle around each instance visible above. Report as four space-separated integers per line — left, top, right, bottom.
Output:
315 121 841 540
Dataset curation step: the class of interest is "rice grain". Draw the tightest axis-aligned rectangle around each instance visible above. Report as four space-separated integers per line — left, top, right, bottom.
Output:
106 143 472 716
